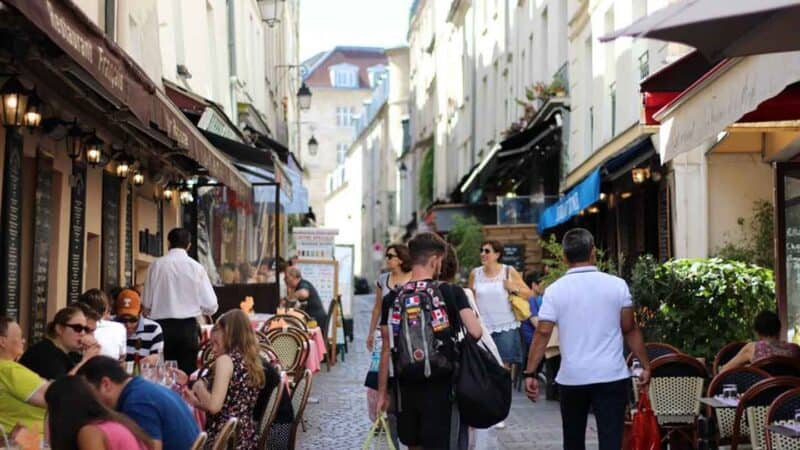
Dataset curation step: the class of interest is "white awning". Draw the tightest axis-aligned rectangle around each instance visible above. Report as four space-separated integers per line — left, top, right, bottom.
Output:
654 51 800 162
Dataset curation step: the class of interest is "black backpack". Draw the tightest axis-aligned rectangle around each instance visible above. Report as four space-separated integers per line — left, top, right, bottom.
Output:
456 334 512 428
389 280 456 381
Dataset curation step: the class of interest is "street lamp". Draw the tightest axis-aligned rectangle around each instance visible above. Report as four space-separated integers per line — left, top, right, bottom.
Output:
307 135 318 156
257 0 282 27
132 170 145 186
162 185 174 201
23 91 42 130
179 186 193 205
115 158 131 179
65 123 84 161
0 76 29 127
84 135 104 166
297 82 312 110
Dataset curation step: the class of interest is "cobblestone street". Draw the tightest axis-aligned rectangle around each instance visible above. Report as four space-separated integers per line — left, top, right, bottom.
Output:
296 294 599 449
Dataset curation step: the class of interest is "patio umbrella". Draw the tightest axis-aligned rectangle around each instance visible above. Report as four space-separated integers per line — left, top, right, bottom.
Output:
600 0 800 61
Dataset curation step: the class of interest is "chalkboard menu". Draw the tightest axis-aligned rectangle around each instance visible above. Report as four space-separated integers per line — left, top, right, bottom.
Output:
658 182 672 262
125 183 133 286
101 173 121 293
501 244 526 273
67 164 86 304
0 129 23 319
30 156 53 342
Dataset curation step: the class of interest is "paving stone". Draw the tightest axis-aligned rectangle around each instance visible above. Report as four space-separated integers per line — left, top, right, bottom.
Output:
296 294 599 449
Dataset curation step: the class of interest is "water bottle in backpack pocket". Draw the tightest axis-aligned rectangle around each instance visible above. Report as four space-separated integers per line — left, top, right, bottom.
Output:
390 280 456 382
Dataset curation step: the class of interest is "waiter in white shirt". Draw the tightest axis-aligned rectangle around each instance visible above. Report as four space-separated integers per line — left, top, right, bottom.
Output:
142 228 218 374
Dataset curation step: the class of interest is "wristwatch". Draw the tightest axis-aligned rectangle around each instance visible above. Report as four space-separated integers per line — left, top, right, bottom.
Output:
522 371 537 379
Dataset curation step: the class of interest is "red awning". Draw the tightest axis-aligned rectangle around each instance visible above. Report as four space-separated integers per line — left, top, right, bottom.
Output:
1 0 251 200
639 51 716 125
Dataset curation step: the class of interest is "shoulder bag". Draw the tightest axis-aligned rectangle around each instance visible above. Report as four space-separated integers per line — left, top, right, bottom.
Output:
505 266 531 321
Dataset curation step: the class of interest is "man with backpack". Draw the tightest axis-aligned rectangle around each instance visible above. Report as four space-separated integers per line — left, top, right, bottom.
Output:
376 232 483 450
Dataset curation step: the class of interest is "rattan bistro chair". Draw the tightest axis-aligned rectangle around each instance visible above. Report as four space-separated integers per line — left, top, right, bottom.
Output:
257 371 288 449
732 377 800 450
189 432 208 450
211 417 239 450
706 367 771 447
766 387 800 450
266 328 309 382
753 356 800 377
713 341 748 375
289 369 314 450
648 353 708 448
627 342 683 366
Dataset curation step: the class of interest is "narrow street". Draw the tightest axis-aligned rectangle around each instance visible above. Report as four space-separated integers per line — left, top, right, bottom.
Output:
297 293 599 449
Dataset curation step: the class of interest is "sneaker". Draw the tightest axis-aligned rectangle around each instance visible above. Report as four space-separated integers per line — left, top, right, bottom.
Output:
494 421 506 429
307 396 320 404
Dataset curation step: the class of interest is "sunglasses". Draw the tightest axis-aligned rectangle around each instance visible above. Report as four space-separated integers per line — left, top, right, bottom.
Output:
480 248 494 254
385 253 398 260
63 323 94 334
116 316 139 324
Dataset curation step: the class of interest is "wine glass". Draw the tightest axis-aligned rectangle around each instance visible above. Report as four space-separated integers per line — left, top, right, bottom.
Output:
631 358 643 378
164 360 179 386
141 361 156 382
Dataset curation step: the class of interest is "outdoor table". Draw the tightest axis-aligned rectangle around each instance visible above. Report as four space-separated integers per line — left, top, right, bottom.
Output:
768 423 800 438
699 397 739 408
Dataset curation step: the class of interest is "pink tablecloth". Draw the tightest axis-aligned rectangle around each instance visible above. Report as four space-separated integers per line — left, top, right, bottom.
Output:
306 327 327 373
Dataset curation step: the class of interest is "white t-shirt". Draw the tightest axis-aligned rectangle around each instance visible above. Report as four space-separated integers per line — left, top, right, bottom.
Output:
538 266 632 386
94 319 128 360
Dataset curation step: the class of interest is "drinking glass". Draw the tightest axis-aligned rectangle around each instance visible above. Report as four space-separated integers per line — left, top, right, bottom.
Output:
141 362 156 382
794 408 800 423
631 358 643 378
164 360 179 386
722 384 738 400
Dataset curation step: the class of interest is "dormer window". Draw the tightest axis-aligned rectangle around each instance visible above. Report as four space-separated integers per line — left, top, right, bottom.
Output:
329 63 359 88
368 65 387 88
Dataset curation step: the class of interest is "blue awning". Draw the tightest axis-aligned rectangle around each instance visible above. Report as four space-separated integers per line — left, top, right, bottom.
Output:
539 169 601 232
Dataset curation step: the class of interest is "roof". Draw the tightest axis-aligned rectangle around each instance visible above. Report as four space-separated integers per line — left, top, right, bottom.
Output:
302 46 387 88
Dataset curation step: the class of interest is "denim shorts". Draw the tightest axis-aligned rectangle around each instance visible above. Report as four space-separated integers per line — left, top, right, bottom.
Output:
491 328 523 365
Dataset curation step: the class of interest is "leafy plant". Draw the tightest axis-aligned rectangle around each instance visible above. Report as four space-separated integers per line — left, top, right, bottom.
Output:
630 256 775 361
715 200 774 270
539 234 619 287
447 216 484 280
418 146 434 209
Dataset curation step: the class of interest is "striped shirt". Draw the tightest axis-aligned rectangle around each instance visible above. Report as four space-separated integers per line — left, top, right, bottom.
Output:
124 318 164 362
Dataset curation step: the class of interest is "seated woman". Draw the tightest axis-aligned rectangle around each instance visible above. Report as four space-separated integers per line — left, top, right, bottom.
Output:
45 376 153 450
0 316 49 437
722 310 800 372
19 305 100 380
183 310 265 450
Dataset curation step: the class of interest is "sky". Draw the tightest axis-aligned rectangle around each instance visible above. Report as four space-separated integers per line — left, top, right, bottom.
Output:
299 0 413 62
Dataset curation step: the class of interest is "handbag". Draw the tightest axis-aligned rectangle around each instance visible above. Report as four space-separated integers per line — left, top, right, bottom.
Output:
630 388 661 450
505 266 531 321
362 412 397 450
456 333 512 428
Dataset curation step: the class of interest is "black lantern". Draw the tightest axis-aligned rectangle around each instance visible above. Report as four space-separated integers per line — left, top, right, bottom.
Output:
179 185 193 205
84 134 104 166
132 170 145 186
307 135 318 156
115 158 131 179
162 186 175 201
257 0 282 27
297 82 312 110
23 91 42 130
65 124 85 160
0 77 29 127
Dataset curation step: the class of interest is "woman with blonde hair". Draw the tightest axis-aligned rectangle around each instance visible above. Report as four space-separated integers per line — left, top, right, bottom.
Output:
183 310 265 450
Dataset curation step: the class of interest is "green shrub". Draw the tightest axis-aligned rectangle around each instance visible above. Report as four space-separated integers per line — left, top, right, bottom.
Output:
447 216 483 281
539 234 619 287
715 200 774 270
418 146 434 209
630 256 775 361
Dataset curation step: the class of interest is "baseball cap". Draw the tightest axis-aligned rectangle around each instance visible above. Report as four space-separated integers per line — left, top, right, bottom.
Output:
115 289 141 317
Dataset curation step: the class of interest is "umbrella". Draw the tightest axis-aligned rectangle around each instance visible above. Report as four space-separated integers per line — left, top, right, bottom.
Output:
600 0 800 61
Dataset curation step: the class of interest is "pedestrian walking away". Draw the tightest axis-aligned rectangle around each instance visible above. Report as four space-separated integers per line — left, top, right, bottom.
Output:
523 228 651 450
141 228 218 375
377 232 483 450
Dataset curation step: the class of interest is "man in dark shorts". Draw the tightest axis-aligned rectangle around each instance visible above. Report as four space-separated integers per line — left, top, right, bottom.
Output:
376 232 482 449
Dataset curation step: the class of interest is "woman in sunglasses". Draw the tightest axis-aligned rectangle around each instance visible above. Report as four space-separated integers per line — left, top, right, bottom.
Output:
19 305 101 380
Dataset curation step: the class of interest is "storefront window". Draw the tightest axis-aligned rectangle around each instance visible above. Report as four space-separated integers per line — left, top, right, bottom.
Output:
784 172 800 342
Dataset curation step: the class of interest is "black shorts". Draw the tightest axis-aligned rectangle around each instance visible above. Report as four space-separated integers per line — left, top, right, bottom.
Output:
396 380 454 449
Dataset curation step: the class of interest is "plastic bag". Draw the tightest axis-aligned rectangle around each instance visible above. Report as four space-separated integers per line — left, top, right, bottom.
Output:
362 412 396 450
630 388 661 450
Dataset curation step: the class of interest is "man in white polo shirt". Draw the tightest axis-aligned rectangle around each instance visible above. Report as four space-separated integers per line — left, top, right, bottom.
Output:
523 228 650 450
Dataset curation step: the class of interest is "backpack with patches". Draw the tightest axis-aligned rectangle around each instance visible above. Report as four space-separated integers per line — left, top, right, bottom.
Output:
389 280 456 382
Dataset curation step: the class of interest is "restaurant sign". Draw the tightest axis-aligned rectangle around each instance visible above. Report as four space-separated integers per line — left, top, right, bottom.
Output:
30 156 53 342
67 164 86 304
0 130 23 320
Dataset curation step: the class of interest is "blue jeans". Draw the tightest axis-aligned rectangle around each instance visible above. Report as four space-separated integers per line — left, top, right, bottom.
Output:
490 328 523 365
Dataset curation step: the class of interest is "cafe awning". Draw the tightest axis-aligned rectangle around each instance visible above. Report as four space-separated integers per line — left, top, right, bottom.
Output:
539 169 601 232
1 0 252 199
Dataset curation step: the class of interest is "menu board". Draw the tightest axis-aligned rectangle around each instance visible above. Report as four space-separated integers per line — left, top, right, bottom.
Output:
293 227 338 259
296 259 338 312
335 245 354 318
501 244 526 273
101 173 121 293
30 156 53 342
67 164 86 304
0 129 22 319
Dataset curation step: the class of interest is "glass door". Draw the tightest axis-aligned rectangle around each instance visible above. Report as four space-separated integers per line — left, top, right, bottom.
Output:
778 164 800 342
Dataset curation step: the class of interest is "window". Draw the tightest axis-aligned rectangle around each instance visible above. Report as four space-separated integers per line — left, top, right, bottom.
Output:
368 65 387 88
336 143 348 165
387 192 396 226
336 107 356 127
329 63 359 88
609 81 617 136
588 106 595 154
638 51 650 79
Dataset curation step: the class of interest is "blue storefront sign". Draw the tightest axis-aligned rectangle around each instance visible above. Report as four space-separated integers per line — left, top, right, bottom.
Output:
539 169 601 232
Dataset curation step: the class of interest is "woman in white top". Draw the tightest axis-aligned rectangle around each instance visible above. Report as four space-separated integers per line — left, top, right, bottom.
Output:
468 240 531 369
365 244 411 437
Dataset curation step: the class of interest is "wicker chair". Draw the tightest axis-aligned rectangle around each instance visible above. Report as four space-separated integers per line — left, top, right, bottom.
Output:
286 308 312 324
713 341 748 375
266 328 309 381
732 377 800 450
198 341 216 368
753 356 800 377
211 417 239 450
263 315 308 333
648 353 708 448
766 387 800 450
257 371 288 449
289 369 314 450
189 432 208 450
706 367 771 447
627 342 683 366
